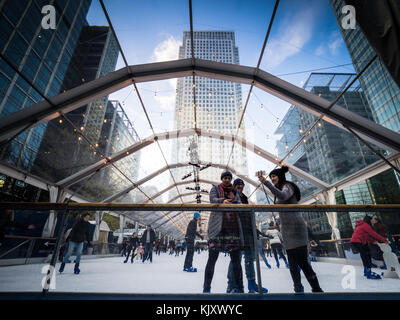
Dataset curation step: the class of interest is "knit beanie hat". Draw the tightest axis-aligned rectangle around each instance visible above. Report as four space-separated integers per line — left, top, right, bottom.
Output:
220 171 233 180
194 212 200 219
233 178 244 186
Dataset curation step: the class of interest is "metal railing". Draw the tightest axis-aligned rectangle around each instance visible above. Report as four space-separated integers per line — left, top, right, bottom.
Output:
1 202 400 295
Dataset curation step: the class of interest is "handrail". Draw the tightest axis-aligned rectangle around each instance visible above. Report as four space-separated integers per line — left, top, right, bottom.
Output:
4 235 56 241
1 202 400 212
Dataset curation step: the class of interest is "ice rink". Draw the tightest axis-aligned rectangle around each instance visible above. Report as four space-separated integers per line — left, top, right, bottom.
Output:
0 251 399 294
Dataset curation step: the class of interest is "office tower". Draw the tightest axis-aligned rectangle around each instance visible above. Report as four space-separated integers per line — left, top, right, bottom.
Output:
0 0 92 172
330 0 400 133
173 31 249 200
330 0 400 233
61 26 119 143
32 25 119 186
97 100 141 201
276 73 378 238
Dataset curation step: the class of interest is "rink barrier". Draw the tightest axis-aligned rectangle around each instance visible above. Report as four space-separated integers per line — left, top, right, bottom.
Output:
1 203 399 295
0 235 122 266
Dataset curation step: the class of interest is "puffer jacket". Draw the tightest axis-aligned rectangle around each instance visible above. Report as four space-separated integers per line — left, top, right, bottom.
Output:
265 227 282 245
351 219 387 245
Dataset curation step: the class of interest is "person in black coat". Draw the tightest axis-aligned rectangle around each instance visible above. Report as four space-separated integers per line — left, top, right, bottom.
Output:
226 179 269 293
124 232 139 263
140 225 156 263
183 212 203 272
59 213 91 274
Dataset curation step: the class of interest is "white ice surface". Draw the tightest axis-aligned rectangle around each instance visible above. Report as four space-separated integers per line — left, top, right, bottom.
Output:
0 252 399 294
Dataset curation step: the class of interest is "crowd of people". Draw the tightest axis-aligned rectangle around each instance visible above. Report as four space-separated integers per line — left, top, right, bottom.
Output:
33 166 392 293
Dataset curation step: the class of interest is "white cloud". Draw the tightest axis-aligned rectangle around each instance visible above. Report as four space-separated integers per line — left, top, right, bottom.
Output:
327 31 344 55
263 7 316 69
147 36 182 111
315 44 326 56
151 36 181 63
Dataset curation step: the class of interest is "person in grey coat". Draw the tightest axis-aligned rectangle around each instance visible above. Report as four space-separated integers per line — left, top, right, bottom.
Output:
257 166 323 293
203 171 244 293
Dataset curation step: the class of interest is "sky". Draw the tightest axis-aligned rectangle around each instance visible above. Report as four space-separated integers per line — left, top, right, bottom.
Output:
85 0 356 202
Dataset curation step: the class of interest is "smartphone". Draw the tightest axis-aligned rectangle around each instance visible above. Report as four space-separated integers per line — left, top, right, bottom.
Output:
255 170 266 177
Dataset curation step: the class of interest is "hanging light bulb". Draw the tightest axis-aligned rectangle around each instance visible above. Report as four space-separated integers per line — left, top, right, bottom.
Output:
80 126 84 131
260 104 264 110
285 144 289 150
104 119 107 123
299 128 303 133
303 139 307 143
275 118 279 124
58 119 63 124
317 122 322 127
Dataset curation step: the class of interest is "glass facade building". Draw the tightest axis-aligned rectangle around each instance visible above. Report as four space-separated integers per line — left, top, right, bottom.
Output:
31 25 119 185
0 0 92 172
276 73 380 238
330 0 400 234
173 31 249 196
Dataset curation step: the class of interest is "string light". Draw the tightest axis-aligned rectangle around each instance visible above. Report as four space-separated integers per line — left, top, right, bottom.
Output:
104 119 107 123
299 128 303 133
260 104 264 110
58 119 63 124
317 122 322 127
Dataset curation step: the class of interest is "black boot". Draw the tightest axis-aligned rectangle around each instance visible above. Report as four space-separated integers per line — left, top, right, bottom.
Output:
306 274 323 293
59 262 65 273
74 263 80 274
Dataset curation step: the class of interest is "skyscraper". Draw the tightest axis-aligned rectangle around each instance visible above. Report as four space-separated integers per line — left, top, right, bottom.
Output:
276 73 379 238
173 31 248 199
31 25 119 187
329 0 400 133
0 0 92 172
330 0 400 233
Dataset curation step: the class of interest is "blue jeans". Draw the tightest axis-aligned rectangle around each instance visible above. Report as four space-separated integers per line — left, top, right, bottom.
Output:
227 249 255 289
62 241 84 264
257 240 270 265
143 243 153 262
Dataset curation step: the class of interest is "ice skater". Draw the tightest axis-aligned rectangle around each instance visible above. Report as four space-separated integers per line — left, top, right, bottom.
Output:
59 213 91 274
266 221 289 268
350 215 388 279
183 212 203 272
257 166 323 293
226 178 268 294
203 171 244 293
141 225 156 263
124 232 139 263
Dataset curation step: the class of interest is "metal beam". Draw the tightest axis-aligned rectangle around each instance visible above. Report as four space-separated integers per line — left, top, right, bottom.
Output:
145 179 218 203
1 59 399 152
56 128 328 191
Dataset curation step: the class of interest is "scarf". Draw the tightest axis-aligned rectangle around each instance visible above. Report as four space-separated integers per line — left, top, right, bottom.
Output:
219 183 234 201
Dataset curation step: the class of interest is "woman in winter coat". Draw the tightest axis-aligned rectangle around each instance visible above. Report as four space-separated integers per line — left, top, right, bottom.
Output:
203 171 244 293
351 215 388 278
265 221 289 268
257 166 323 293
